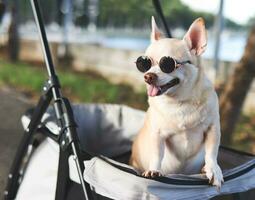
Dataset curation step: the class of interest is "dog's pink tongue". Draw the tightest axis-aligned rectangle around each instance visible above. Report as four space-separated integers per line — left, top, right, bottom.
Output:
147 85 159 97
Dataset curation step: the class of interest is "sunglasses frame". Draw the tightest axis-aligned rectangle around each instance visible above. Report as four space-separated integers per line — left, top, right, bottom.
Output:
135 56 191 73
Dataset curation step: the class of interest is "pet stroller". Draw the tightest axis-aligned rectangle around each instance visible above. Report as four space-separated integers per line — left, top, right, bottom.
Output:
4 0 255 199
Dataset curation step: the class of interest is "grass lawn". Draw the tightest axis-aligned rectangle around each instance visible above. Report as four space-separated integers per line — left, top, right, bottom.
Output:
0 59 254 153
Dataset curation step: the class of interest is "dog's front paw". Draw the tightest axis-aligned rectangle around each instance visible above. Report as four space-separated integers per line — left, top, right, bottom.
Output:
142 170 162 178
202 161 224 189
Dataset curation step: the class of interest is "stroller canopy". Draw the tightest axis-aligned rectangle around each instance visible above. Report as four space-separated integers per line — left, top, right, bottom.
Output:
17 104 255 200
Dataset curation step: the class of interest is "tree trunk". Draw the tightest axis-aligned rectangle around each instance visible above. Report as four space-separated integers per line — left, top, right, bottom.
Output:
0 1 6 22
220 26 255 145
8 2 20 62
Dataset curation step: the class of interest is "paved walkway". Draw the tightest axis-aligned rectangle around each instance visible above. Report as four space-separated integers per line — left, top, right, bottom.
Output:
0 88 32 196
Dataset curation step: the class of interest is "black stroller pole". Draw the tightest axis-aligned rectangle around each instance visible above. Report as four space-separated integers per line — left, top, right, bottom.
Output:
30 0 63 127
4 0 91 199
152 0 172 38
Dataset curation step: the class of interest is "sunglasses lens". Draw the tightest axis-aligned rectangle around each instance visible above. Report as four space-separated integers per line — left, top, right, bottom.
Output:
159 56 176 73
136 56 152 73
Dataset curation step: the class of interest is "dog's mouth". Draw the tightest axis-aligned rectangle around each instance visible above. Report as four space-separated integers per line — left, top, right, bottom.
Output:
147 78 180 97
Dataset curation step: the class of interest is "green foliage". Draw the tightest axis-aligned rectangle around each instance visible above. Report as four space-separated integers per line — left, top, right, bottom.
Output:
95 0 239 29
160 0 215 29
0 60 147 109
97 0 154 28
225 18 243 30
15 0 241 30
19 0 33 23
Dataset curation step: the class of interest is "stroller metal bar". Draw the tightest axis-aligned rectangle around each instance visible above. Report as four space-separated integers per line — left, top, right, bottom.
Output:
5 0 92 199
30 0 90 199
31 0 63 118
152 0 172 38
30 0 56 78
59 97 91 200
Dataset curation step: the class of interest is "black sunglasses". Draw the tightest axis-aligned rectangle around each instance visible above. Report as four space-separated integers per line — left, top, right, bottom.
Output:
135 56 191 73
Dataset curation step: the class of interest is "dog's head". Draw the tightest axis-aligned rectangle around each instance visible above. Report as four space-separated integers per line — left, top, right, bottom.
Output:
136 17 207 101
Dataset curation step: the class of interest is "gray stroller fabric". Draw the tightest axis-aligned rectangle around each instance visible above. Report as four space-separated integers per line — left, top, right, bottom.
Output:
19 104 255 200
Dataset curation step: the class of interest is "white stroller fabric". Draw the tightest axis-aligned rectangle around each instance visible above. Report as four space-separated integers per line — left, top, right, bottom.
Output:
17 104 255 200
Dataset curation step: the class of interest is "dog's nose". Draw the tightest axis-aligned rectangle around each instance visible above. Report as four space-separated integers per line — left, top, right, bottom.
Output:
144 73 157 85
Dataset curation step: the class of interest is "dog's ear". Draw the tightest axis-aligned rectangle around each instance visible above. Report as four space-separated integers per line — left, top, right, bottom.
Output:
183 18 207 56
151 16 164 42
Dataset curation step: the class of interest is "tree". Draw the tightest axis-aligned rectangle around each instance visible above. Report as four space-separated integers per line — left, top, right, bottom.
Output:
8 1 19 62
219 25 255 145
0 0 6 22
94 0 240 30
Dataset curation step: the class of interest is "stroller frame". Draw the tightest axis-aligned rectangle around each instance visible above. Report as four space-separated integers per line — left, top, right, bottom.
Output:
3 0 171 199
4 0 92 199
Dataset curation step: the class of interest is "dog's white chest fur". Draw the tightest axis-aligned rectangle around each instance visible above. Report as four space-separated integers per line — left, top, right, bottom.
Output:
150 96 213 133
147 93 215 174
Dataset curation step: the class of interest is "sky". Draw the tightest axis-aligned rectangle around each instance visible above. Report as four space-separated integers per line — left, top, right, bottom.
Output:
181 0 255 24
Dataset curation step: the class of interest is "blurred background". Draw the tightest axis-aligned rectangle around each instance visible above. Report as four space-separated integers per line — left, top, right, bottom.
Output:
0 0 255 161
